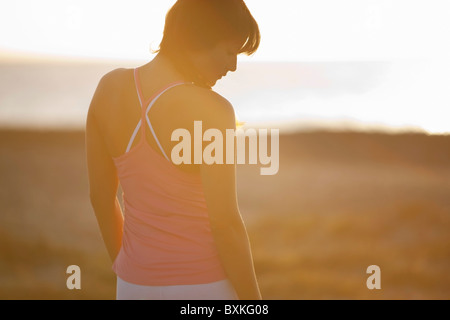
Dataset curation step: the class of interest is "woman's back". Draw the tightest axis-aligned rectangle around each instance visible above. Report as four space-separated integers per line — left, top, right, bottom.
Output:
96 62 221 175
97 65 228 285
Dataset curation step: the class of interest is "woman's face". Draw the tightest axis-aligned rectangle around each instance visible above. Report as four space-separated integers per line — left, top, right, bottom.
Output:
189 39 242 87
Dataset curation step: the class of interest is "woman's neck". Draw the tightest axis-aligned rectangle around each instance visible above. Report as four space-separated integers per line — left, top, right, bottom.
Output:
140 53 188 84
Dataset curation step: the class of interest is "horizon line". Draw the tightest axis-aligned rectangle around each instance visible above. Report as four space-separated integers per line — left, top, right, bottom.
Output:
0 49 414 65
0 118 447 136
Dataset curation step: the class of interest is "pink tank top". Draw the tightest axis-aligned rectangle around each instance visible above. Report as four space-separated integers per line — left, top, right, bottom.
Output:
111 68 226 286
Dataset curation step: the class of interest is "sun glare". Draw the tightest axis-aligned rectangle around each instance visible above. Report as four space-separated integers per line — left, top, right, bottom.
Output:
0 0 449 133
1 0 449 62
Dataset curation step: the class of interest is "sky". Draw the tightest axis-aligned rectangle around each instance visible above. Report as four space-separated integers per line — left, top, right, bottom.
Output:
0 0 449 134
1 0 449 62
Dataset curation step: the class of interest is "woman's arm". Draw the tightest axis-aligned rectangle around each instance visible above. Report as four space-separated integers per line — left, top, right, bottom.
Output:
85 76 124 262
199 94 262 300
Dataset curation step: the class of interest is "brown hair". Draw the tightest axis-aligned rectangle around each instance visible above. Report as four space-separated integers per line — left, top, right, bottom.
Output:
156 0 260 87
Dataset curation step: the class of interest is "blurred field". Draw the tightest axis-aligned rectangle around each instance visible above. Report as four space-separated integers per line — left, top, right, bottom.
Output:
0 128 449 299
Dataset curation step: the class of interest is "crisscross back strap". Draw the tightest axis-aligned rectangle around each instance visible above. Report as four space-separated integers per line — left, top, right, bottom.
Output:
125 68 187 161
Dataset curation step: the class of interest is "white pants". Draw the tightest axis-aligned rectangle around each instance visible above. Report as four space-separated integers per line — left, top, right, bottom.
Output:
116 276 238 300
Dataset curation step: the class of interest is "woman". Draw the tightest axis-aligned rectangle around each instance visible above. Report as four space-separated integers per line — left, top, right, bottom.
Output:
86 0 261 300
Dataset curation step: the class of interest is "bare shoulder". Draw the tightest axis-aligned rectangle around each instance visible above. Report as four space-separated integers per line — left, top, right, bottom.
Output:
99 68 129 87
95 68 130 101
88 68 132 118
178 85 236 128
198 87 234 113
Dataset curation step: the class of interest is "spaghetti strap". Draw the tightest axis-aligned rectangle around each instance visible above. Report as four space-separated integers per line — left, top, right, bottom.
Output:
124 68 188 160
125 69 144 153
143 82 187 161
134 68 145 107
